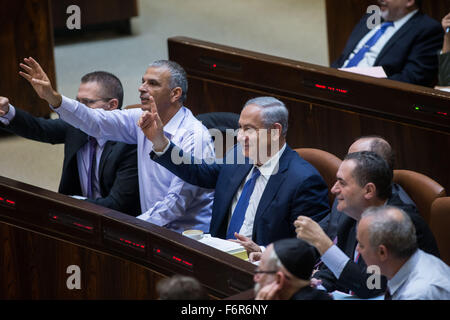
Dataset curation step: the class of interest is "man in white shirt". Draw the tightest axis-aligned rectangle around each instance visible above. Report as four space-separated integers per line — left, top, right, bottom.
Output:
332 0 443 86
357 205 450 300
18 57 215 233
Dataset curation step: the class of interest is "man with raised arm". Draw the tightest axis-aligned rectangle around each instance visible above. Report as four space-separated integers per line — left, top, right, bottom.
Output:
137 95 330 253
19 57 214 233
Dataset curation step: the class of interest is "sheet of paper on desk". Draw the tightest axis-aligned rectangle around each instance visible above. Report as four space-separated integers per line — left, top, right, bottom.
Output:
198 234 248 260
339 66 387 78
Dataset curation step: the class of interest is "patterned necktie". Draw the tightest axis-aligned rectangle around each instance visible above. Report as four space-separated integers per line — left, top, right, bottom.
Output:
87 137 98 199
346 21 394 68
226 167 261 239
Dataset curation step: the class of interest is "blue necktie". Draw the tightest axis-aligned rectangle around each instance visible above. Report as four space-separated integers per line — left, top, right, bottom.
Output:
226 167 261 239
87 137 98 199
346 21 394 68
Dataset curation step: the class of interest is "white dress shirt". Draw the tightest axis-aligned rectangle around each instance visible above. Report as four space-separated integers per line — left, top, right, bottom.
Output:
343 9 418 68
228 143 287 238
52 96 215 233
388 249 450 300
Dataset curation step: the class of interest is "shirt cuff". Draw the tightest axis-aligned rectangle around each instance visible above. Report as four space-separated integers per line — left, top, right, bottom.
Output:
0 104 16 125
320 244 350 279
152 141 171 156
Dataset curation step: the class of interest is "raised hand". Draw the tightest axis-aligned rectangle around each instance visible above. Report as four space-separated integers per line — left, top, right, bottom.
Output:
137 96 168 151
294 215 333 255
0 96 10 117
442 12 450 31
19 57 62 107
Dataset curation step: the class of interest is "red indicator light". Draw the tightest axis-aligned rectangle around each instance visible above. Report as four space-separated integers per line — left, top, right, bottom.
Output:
315 84 326 89
0 197 4 201
173 256 182 262
183 260 193 266
212 64 217 68
156 249 161 253
6 200 15 205
437 112 448 116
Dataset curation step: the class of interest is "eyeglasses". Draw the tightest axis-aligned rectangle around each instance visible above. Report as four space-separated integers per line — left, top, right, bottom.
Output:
76 97 113 106
254 268 278 275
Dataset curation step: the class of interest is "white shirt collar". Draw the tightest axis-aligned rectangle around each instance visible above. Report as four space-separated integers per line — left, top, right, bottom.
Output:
387 249 420 296
163 106 186 138
257 143 286 177
391 9 418 29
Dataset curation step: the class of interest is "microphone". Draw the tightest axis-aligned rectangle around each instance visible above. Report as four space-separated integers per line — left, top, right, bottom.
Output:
446 27 450 33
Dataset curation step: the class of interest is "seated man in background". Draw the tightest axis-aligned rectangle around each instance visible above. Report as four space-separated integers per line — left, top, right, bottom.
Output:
319 135 415 241
0 72 140 216
332 0 443 87
357 206 450 300
138 96 330 253
437 12 450 87
157 274 208 300
19 57 214 233
295 151 439 298
254 238 332 300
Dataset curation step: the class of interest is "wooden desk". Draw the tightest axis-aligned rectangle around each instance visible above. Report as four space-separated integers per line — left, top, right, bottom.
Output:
0 176 255 299
167 36 450 192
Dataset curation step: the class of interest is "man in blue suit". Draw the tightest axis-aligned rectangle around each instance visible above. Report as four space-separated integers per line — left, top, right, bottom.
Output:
332 0 443 87
138 96 330 253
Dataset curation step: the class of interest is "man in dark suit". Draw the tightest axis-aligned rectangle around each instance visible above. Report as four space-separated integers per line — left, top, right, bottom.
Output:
138 96 330 253
295 151 439 298
0 72 140 216
332 0 443 87
319 135 415 240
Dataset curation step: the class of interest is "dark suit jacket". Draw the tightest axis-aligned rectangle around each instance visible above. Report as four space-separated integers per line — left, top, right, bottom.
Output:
2 108 140 216
315 192 440 298
151 143 330 246
332 12 443 87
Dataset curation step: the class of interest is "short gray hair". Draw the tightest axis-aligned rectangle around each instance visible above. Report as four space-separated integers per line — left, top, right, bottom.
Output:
361 205 417 259
149 60 188 104
244 96 289 136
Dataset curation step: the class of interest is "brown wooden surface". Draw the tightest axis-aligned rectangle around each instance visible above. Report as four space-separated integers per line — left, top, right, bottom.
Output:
325 0 450 65
167 36 450 194
0 175 255 299
51 0 138 30
0 0 55 117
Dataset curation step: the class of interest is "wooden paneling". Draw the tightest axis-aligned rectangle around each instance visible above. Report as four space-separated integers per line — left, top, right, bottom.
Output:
0 176 255 299
0 0 55 117
168 36 450 193
326 0 450 64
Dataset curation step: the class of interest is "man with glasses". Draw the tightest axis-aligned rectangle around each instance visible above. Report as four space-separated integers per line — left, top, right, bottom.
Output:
0 71 140 216
254 238 332 300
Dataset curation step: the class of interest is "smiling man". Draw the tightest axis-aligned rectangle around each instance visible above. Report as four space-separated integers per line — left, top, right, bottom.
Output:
295 151 439 298
332 0 443 86
138 96 330 253
19 57 215 233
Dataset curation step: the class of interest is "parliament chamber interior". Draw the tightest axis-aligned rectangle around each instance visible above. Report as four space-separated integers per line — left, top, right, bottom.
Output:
1 0 449 302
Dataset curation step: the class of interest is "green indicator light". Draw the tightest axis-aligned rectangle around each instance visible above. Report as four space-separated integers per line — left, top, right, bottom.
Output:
415 107 420 110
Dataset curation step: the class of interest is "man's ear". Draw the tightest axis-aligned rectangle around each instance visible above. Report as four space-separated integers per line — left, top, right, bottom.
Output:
270 123 282 141
275 271 286 287
377 244 389 262
363 182 377 200
170 87 182 104
107 98 119 110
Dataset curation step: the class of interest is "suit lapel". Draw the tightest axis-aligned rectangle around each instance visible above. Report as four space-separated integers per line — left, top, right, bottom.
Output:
99 141 113 182
375 12 419 65
343 16 371 60
252 147 291 232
